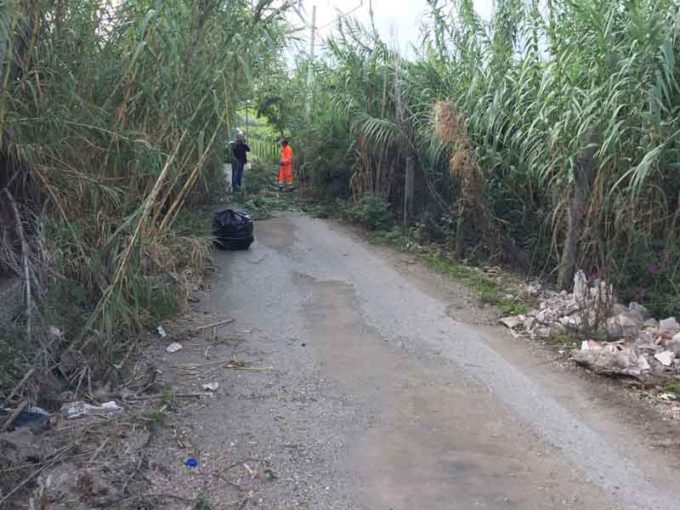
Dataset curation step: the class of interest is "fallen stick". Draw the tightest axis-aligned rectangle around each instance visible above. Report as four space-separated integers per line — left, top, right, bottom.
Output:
1 401 28 432
123 392 209 401
175 358 236 368
226 364 274 371
3 189 33 343
88 437 110 463
2 368 35 407
194 318 235 331
122 456 143 494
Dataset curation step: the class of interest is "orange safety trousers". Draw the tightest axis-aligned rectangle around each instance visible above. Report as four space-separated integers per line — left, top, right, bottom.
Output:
278 162 293 184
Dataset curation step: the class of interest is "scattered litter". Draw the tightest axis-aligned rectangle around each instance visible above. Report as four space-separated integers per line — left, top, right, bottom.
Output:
154 325 167 338
202 382 219 392
0 405 50 431
654 351 675 367
185 457 198 468
62 401 122 420
165 342 183 353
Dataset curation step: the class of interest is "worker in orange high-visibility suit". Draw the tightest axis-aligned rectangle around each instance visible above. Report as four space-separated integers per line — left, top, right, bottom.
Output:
278 139 294 192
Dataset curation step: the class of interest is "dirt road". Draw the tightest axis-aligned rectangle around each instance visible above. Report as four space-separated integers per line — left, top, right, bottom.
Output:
151 214 680 509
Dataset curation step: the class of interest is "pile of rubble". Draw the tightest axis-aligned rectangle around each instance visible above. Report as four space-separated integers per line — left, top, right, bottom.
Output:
500 271 680 380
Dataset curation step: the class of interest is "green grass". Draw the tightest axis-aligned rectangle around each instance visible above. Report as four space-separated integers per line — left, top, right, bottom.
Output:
173 209 212 238
425 255 527 315
146 410 167 432
131 276 181 325
303 202 335 219
369 227 427 254
365 223 529 315
233 159 303 219
342 196 392 231
162 388 177 408
241 192 301 220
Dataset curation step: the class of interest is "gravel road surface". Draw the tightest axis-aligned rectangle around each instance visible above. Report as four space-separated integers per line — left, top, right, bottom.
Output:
150 214 680 510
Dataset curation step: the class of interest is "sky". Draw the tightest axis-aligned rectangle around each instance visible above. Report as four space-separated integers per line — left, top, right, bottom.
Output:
288 0 495 55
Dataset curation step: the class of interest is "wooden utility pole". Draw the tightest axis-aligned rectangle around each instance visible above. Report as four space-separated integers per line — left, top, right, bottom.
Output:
394 52 415 224
310 5 316 64
557 128 598 289
305 5 317 120
403 157 414 224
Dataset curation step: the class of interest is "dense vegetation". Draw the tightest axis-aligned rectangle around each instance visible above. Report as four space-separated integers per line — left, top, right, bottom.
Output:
2 0 679 398
0 0 287 395
284 0 680 318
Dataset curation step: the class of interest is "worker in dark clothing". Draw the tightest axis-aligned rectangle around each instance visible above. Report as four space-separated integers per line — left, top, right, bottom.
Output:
232 135 250 191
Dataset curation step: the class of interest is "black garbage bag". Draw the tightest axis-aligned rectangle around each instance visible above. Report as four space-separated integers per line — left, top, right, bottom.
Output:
213 209 254 250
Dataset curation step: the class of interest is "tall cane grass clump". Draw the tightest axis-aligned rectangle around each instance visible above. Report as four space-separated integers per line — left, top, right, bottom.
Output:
0 0 289 397
292 0 680 317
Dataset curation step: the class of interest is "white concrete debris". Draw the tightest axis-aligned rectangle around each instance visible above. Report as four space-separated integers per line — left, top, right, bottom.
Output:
202 382 219 392
499 270 679 379
659 317 680 333
165 342 183 353
654 351 675 367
